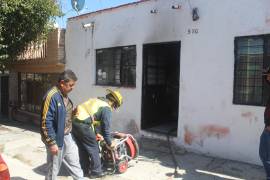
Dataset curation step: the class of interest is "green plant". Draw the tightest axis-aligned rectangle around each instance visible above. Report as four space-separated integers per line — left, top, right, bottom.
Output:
0 0 61 71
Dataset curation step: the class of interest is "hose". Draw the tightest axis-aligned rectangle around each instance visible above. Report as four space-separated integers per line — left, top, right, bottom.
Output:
167 127 181 177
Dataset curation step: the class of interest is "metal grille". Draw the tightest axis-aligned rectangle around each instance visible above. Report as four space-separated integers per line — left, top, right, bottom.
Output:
17 41 47 60
19 73 58 113
233 35 270 106
96 45 136 87
145 48 166 86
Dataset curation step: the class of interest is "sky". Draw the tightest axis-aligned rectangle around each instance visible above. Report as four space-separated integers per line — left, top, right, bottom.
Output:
56 0 139 28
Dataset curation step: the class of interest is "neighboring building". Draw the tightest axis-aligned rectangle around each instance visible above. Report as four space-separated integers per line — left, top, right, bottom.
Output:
66 0 270 165
8 28 65 125
0 74 9 116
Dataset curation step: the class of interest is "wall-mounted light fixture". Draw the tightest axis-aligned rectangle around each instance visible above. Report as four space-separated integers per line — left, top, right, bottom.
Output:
82 22 95 30
150 9 158 14
192 8 199 21
172 5 181 9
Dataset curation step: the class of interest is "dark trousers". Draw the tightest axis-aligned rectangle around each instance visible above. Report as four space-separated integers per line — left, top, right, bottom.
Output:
72 121 102 175
259 129 270 179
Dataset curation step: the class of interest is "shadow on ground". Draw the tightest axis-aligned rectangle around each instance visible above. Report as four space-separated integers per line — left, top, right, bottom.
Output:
138 136 265 180
0 115 39 133
34 163 70 176
11 177 27 180
33 163 47 176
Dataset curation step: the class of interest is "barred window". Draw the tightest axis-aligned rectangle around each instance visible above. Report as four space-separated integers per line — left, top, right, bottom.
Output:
233 35 270 106
19 73 58 113
96 45 136 87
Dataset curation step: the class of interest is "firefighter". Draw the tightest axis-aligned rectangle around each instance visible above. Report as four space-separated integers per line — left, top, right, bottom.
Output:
72 89 123 178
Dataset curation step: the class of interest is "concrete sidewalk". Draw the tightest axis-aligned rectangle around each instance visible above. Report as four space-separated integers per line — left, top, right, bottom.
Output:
0 118 266 180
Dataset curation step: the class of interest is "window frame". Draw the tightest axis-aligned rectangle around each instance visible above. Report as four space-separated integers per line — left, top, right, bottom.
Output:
95 45 137 87
233 34 270 106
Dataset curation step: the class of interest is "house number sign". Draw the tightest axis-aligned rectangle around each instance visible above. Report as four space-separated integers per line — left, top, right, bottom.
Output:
187 28 199 34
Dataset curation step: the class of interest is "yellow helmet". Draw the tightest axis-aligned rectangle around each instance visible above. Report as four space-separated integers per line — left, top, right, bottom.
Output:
106 89 123 107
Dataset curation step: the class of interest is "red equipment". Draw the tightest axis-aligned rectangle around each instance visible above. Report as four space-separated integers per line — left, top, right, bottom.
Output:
0 154 10 180
101 132 139 174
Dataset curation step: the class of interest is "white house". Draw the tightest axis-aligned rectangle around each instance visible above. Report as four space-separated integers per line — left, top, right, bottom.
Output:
66 0 270 165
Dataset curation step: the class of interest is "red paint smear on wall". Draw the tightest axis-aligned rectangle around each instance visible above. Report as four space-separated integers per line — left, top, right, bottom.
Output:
266 18 270 25
184 125 230 145
241 112 253 118
184 126 196 145
200 125 230 138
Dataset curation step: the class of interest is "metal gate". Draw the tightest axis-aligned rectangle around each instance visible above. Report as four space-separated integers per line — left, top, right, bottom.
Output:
1 76 9 115
141 42 180 131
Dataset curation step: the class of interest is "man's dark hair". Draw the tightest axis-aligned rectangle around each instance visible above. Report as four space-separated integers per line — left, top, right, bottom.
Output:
58 69 78 83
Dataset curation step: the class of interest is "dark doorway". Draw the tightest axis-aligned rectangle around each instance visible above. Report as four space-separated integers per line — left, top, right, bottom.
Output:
141 42 180 136
1 76 9 115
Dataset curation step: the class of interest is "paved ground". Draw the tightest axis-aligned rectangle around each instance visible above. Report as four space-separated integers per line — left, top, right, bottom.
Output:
0 118 266 180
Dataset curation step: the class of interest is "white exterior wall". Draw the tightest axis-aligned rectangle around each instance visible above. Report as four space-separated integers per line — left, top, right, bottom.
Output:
66 0 270 165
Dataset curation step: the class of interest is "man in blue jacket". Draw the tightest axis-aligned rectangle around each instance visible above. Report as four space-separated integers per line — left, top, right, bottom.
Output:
40 69 84 180
260 67 270 180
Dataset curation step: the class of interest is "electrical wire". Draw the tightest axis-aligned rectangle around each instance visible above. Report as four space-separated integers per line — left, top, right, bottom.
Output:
56 0 68 27
98 0 104 11
59 0 65 27
186 0 193 12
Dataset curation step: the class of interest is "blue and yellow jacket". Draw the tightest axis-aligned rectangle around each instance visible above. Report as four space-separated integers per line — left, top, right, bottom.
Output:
40 86 66 148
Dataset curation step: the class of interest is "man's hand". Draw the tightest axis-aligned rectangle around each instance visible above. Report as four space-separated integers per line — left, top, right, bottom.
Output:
110 140 117 149
72 107 78 116
105 140 117 150
49 144 59 155
96 133 104 141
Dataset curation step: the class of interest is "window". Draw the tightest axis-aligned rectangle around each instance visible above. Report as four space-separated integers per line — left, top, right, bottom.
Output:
233 35 270 106
19 73 58 113
96 45 136 87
